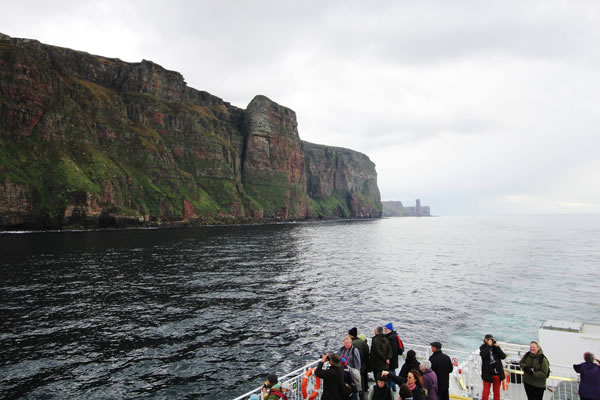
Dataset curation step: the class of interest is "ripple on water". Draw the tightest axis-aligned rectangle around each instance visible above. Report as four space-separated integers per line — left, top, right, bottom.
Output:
1 216 599 399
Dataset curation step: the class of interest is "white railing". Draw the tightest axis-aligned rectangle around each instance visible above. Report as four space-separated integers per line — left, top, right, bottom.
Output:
233 342 581 400
232 360 321 400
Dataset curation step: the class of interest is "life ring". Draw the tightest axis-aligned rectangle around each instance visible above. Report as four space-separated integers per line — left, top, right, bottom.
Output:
502 371 510 391
301 368 321 400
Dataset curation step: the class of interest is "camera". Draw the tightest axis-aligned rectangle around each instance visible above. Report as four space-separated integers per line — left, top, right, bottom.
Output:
492 339 497 344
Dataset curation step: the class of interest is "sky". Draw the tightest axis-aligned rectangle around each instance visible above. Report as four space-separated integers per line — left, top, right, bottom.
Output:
2 0 600 215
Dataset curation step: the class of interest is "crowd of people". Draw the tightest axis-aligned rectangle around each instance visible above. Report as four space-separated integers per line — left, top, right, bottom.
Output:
260 324 450 400
258 326 600 400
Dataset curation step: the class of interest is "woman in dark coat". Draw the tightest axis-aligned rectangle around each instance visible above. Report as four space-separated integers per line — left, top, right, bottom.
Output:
573 352 600 400
479 334 506 400
400 350 421 379
383 369 426 400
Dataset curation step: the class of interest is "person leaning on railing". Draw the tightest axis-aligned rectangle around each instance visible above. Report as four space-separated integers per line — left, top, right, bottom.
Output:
573 352 600 400
519 341 550 400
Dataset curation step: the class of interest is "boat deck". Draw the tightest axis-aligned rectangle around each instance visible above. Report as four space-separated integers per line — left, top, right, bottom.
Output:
233 341 581 400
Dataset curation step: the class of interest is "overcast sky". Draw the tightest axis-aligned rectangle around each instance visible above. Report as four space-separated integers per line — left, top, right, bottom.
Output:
3 1 599 215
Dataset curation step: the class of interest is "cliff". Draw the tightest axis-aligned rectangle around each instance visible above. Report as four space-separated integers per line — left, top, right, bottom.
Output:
0 33 381 229
382 200 431 217
304 142 381 218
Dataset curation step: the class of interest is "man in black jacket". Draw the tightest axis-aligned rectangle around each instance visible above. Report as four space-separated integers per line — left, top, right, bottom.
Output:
429 341 453 400
479 334 506 400
370 327 392 384
383 323 400 391
316 352 345 400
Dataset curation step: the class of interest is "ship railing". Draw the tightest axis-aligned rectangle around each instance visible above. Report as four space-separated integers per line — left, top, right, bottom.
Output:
232 359 321 400
233 342 581 400
435 342 581 400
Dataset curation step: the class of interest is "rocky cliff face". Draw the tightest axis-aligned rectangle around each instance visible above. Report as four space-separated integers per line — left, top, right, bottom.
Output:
304 142 381 218
0 33 381 229
242 95 311 219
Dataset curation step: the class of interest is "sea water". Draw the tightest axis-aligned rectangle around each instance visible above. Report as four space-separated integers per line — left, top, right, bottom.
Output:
1 216 598 399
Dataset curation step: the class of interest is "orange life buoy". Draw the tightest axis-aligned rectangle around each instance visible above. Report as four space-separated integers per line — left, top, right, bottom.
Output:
502 371 510 391
301 368 321 400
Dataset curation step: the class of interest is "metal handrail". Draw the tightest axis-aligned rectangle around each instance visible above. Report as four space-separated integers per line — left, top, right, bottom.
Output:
231 360 320 400
504 368 579 383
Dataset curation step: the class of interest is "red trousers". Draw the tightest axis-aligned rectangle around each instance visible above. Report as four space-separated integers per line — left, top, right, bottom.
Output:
482 375 501 400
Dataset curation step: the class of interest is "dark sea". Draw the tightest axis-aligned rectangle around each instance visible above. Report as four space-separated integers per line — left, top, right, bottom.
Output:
1 216 599 399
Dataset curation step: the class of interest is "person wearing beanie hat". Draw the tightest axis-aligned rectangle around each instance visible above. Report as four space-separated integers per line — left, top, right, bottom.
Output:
262 372 288 400
316 352 345 399
429 341 453 400
350 329 370 396
383 323 401 391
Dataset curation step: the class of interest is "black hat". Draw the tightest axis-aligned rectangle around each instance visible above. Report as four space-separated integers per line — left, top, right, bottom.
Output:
485 334 494 340
430 341 442 349
266 373 278 385
348 327 358 337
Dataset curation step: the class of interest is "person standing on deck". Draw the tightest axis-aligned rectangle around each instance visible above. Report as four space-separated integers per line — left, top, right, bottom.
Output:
339 335 362 371
349 327 370 397
419 360 438 400
370 327 392 384
316 352 345 400
573 352 600 400
479 334 506 400
383 323 401 391
519 341 550 400
400 350 420 379
428 341 453 400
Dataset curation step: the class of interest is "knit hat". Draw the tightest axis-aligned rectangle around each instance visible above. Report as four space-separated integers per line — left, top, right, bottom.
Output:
384 322 393 331
348 327 358 337
430 341 442 349
358 333 367 342
266 373 278 385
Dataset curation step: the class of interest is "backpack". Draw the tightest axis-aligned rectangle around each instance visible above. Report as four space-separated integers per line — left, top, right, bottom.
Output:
268 389 288 400
397 336 404 356
541 354 550 378
347 366 361 391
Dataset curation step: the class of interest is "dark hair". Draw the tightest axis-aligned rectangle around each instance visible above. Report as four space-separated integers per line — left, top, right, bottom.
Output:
409 369 424 388
406 349 417 361
584 352 595 363
399 384 412 399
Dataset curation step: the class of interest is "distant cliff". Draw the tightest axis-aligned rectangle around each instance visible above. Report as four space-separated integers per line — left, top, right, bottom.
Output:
382 200 430 217
304 142 381 218
0 33 381 229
